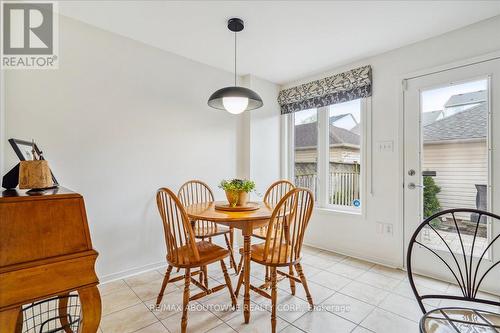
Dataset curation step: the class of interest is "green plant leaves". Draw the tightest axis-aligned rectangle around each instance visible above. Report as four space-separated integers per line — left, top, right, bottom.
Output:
219 178 256 192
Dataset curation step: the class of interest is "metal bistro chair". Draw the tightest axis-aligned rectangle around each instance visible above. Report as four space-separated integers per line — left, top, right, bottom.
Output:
178 180 238 280
407 208 500 333
235 188 315 333
236 180 295 289
155 188 237 333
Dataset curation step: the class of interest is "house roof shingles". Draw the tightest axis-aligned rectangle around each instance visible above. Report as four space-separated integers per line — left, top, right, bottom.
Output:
422 110 443 126
423 103 487 142
444 90 486 108
295 121 360 149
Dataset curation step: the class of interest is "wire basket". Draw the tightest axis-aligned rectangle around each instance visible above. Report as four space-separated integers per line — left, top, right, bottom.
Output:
21 294 81 333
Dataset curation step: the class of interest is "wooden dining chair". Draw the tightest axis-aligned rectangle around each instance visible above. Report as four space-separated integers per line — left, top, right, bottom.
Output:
255 180 296 239
155 188 237 333
235 188 315 333
178 180 237 276
236 180 295 288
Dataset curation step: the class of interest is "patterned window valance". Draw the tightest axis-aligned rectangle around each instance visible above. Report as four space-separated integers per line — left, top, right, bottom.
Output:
278 65 372 115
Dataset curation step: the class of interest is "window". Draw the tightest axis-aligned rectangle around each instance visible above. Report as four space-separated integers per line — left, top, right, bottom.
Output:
289 99 364 212
293 108 318 202
419 79 490 256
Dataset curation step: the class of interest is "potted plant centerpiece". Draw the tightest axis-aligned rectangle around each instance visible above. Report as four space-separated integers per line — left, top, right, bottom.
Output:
219 179 255 207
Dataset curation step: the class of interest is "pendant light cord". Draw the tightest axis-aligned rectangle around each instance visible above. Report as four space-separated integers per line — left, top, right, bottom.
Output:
234 31 237 86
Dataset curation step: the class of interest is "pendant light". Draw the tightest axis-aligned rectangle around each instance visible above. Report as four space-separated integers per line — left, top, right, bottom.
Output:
208 18 263 114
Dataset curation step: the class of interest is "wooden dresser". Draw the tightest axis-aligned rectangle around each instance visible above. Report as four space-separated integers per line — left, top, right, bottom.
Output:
0 187 101 332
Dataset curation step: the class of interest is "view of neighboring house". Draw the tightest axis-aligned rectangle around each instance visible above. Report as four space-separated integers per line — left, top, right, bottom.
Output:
294 114 361 176
422 110 444 126
422 90 488 218
294 114 361 205
330 113 358 131
294 90 488 211
443 90 487 117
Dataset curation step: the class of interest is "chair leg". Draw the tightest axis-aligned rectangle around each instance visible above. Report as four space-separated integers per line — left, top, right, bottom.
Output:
203 266 209 289
264 266 271 289
224 233 238 274
229 227 235 264
220 260 237 309
236 254 244 275
181 268 191 333
295 263 313 308
156 265 173 306
271 267 277 333
288 264 296 295
235 266 244 298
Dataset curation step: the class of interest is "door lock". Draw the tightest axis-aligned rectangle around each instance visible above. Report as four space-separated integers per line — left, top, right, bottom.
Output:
408 169 416 176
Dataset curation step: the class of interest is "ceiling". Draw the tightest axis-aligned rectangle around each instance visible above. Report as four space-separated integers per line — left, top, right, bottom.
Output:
59 1 500 84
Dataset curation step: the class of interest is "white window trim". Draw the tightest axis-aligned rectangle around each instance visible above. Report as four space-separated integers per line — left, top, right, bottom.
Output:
284 98 369 215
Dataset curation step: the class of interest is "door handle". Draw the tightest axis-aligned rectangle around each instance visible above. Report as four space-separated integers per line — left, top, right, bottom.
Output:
407 182 424 190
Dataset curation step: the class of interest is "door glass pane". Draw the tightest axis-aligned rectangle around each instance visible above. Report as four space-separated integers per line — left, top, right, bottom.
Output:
294 108 318 200
328 100 362 209
420 79 489 256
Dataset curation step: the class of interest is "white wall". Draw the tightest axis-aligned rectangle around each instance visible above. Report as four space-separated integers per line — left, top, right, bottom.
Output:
3 16 243 281
280 16 500 268
230 74 282 246
236 74 282 196
247 75 282 197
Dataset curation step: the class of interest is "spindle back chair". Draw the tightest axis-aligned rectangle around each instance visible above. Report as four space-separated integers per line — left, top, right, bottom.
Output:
155 187 237 333
178 180 216 237
157 187 199 266
264 180 296 206
236 180 295 277
178 180 237 274
235 188 315 333
255 179 295 239
262 187 313 266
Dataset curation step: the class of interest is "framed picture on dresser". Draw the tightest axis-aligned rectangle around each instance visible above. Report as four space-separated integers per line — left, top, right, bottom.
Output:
8 138 59 186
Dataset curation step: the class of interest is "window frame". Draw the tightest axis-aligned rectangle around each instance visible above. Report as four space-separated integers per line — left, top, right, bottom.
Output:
286 98 368 215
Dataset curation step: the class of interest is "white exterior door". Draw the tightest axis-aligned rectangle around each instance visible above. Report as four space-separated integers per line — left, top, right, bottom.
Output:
403 57 500 295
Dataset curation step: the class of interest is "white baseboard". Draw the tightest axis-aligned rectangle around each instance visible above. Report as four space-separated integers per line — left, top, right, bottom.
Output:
99 261 167 284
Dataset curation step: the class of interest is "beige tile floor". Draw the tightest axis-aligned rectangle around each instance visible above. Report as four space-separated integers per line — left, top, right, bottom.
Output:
97 245 500 333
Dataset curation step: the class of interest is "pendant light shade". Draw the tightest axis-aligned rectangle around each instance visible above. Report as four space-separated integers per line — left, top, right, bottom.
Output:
208 18 263 114
208 86 263 114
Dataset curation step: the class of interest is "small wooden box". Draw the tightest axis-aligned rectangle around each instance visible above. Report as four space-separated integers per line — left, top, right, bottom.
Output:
18 160 53 189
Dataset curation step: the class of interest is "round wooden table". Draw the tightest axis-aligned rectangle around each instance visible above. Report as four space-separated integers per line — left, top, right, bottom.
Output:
185 201 273 324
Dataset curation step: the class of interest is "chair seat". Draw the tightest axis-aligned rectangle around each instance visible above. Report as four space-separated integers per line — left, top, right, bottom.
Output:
249 242 297 266
193 224 230 238
167 241 229 268
421 307 500 333
238 242 295 265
